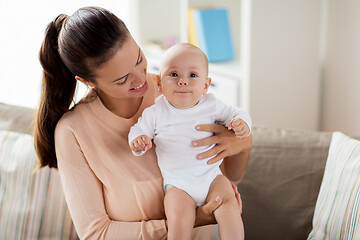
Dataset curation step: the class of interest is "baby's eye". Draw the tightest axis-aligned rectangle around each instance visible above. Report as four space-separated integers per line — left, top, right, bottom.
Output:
170 72 178 77
190 73 197 78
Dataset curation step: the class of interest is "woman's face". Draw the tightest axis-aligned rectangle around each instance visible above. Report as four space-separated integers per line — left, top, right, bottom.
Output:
93 36 148 101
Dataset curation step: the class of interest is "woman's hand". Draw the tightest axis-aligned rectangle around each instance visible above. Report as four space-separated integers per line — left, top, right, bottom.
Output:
232 183 242 214
194 195 222 228
192 124 252 165
193 184 243 228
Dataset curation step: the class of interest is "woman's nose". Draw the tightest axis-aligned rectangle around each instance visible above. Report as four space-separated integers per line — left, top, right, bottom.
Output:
178 78 188 86
132 68 146 82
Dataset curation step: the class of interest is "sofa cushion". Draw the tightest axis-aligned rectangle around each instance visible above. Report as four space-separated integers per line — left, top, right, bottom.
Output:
307 132 360 239
238 126 332 240
0 130 78 239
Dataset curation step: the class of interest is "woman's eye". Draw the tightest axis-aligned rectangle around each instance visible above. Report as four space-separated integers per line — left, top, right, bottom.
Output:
116 81 126 85
116 76 128 85
170 73 178 77
190 73 197 78
136 56 143 65
136 48 143 65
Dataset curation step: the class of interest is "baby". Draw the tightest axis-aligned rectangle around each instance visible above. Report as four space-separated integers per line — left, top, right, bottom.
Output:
128 43 251 240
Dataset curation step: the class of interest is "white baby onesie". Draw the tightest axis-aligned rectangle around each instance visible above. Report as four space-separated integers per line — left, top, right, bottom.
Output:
128 93 252 206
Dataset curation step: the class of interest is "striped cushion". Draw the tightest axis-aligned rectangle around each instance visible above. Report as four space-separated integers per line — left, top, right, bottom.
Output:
0 130 78 240
308 132 360 239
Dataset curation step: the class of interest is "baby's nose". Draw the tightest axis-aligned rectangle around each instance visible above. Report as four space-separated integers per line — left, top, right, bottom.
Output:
178 78 188 86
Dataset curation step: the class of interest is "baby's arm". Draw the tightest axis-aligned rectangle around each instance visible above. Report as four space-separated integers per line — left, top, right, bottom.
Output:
212 94 252 138
128 105 157 156
228 118 250 138
130 135 152 153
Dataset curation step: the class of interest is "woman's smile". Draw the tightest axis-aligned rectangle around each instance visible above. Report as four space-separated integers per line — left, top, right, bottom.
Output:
130 81 147 93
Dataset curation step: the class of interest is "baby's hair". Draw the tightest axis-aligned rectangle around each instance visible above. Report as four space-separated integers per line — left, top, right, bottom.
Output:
160 43 209 75
174 43 208 65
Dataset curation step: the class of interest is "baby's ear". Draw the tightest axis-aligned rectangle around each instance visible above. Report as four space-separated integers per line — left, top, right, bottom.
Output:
203 77 211 94
154 74 162 92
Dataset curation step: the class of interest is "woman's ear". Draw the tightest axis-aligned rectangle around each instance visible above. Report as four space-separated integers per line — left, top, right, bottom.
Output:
155 74 162 92
75 76 96 88
203 77 211 94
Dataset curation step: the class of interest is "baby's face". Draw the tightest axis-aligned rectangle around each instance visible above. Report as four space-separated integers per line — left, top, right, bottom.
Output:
158 45 210 109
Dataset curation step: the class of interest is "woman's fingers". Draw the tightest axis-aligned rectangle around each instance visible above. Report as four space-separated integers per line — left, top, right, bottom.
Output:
192 135 219 147
196 123 223 133
196 145 221 160
232 184 242 214
193 124 252 164
192 124 235 147
195 144 228 165
194 195 223 227
207 151 227 165
205 195 223 214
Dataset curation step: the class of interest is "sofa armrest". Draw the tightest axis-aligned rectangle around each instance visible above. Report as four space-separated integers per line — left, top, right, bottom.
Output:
238 126 332 240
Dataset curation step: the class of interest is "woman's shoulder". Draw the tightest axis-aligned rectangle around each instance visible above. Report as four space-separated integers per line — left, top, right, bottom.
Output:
56 109 78 130
56 94 97 132
55 109 81 136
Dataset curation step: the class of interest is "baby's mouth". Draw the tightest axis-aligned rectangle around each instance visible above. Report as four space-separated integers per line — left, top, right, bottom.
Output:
175 91 191 94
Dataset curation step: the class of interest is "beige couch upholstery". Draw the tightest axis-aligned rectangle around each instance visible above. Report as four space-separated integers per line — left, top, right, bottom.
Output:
238 126 331 239
0 102 334 240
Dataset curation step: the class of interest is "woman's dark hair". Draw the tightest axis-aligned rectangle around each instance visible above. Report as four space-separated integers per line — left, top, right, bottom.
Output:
35 6 130 168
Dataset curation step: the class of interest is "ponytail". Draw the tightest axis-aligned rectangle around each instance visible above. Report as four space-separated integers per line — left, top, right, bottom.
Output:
34 14 76 168
34 7 131 168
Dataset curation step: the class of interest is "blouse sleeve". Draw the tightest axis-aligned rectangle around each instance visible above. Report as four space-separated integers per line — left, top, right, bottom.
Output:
55 121 167 240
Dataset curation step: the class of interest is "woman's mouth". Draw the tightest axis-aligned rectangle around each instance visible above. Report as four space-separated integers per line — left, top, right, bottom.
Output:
130 81 147 93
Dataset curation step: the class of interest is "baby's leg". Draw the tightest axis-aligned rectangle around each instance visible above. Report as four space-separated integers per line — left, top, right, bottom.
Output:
164 186 197 240
206 175 244 240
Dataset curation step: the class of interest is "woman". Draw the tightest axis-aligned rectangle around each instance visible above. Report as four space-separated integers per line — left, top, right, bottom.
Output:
34 6 252 239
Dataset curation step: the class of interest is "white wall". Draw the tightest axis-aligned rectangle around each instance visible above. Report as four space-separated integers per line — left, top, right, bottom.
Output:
0 1 132 109
1 1 359 136
249 0 323 131
321 0 360 136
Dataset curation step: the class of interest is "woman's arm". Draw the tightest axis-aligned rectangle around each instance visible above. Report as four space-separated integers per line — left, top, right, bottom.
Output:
192 124 252 182
221 139 251 182
55 123 167 240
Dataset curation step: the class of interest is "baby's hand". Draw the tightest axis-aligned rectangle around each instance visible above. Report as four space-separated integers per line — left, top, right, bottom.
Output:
130 135 152 152
228 118 250 138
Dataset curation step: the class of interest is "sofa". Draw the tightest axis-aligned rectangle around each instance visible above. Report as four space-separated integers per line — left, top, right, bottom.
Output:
0 102 358 240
